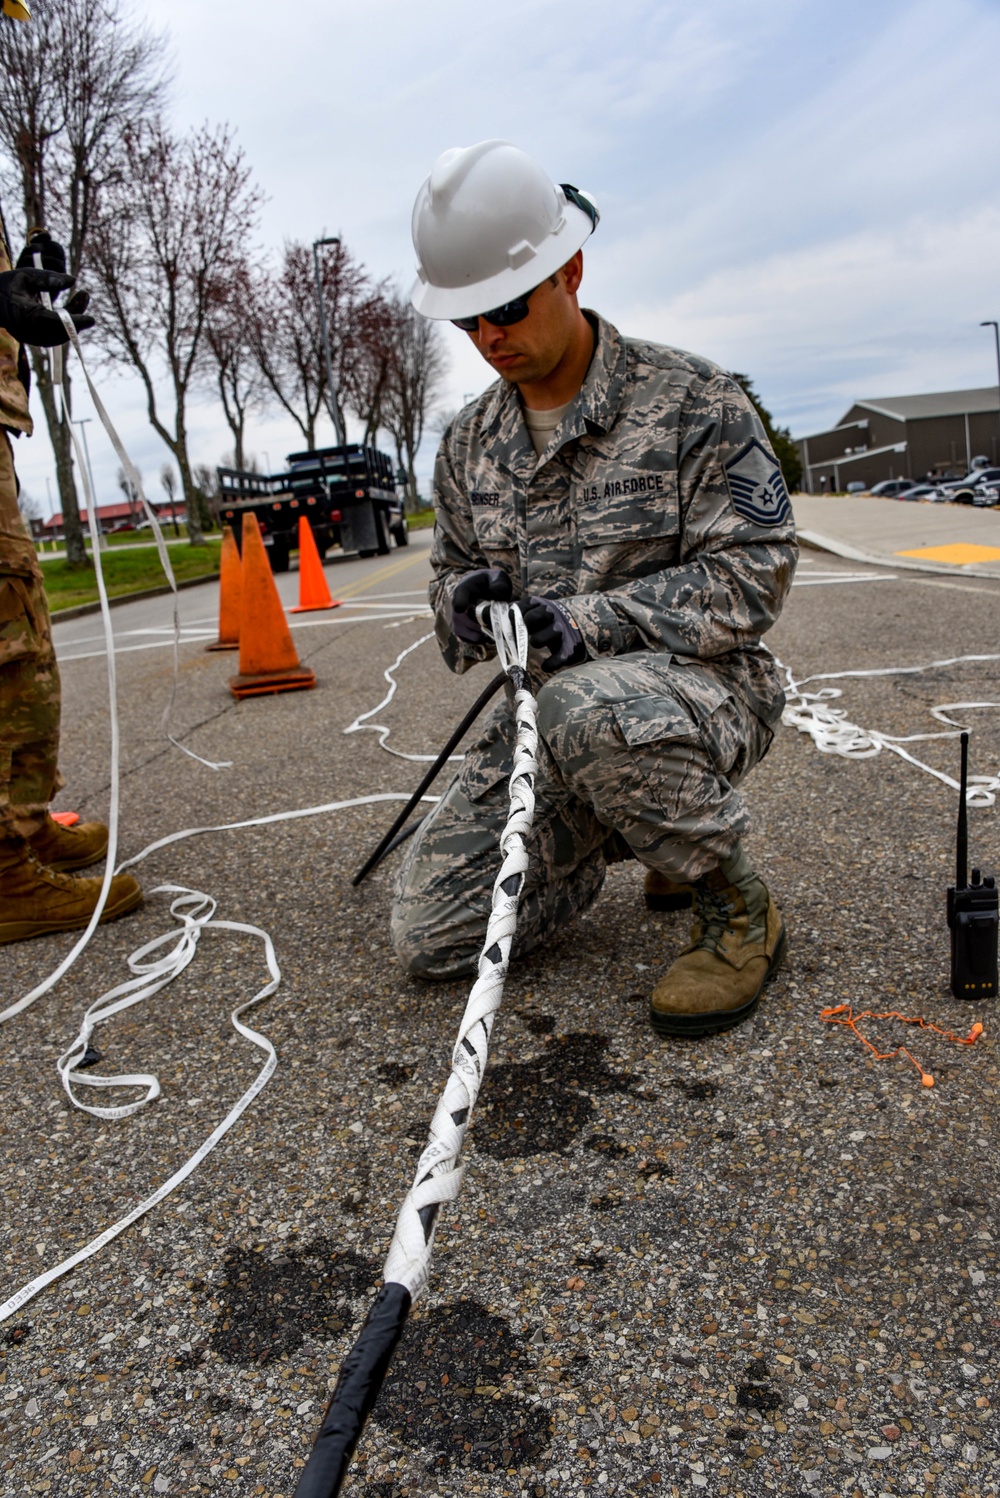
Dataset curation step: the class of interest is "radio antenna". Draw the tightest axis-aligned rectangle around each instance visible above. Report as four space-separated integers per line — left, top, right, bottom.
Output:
956 730 969 889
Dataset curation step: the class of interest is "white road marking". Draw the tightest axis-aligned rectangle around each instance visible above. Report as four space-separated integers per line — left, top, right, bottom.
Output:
55 610 433 662
792 572 897 586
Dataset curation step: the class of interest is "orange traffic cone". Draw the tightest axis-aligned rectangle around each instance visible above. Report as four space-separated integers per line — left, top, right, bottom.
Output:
228 514 316 700
290 516 341 613
206 524 242 651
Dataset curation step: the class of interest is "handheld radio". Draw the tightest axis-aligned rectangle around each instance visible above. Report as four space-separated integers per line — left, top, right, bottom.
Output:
946 732 998 1000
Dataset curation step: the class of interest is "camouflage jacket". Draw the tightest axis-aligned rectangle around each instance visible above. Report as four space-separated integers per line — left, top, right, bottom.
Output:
428 313 797 725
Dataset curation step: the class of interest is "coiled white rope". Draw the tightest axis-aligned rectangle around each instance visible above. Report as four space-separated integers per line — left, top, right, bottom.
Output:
779 653 1000 807
382 603 537 1299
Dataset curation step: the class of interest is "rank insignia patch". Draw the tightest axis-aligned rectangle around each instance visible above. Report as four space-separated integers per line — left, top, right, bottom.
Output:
724 439 791 527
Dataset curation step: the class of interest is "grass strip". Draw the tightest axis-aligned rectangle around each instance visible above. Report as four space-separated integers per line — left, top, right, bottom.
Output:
42 540 222 613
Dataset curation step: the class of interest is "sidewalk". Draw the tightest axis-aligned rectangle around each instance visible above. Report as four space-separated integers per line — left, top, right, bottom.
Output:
792 492 1000 578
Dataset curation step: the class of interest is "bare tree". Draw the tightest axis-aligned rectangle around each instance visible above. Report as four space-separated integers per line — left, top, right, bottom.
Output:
0 0 168 565
204 260 265 470
17 485 42 525
116 462 141 525
247 238 367 451
342 288 396 447
89 120 262 544
159 461 179 536
192 463 218 529
382 293 447 511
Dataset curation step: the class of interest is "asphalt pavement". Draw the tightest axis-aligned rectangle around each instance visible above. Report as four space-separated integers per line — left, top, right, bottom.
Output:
2 516 999 1498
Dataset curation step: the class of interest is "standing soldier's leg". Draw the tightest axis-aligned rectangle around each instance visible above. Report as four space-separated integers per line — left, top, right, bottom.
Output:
0 432 141 943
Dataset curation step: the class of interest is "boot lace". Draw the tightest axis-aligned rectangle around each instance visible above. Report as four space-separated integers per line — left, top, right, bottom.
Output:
693 884 735 952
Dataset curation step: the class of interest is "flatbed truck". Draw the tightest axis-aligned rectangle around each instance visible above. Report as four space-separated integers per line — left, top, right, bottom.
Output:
216 443 408 571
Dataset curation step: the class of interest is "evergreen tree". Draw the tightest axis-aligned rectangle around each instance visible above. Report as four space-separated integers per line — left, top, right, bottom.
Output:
729 373 802 491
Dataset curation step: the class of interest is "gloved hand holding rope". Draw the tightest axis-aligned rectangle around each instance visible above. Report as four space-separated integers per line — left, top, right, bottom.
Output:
294 602 539 1498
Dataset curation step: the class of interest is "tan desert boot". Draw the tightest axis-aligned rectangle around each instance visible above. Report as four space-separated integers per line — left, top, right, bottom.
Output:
650 846 785 1037
27 813 110 872
643 868 693 912
0 837 142 945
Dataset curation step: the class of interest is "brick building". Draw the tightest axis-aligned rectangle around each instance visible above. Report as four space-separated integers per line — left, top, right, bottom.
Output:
795 387 1000 493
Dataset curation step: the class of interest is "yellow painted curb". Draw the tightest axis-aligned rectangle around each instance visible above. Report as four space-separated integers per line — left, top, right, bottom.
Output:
895 543 1000 565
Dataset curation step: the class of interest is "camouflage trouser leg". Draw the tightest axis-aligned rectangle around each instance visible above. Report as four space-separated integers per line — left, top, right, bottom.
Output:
0 440 63 836
391 652 774 980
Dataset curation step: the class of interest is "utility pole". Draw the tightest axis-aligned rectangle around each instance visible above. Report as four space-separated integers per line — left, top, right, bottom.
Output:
981 322 1000 458
73 418 104 548
313 236 345 446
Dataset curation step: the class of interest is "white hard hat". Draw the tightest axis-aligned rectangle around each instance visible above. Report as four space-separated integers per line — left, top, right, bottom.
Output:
410 140 599 321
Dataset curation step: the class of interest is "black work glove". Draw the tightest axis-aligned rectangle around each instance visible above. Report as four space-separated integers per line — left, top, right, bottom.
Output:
516 595 586 672
0 266 94 347
17 233 93 326
450 567 513 644
17 231 68 275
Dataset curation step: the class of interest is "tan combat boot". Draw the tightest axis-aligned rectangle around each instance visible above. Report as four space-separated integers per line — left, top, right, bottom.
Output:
650 846 785 1037
643 868 693 912
0 836 142 945
27 813 110 872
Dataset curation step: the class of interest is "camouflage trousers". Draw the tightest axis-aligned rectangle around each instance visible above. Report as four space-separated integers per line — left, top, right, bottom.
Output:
0 433 62 836
391 651 776 979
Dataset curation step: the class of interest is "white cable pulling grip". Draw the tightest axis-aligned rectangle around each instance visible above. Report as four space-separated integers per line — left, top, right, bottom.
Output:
294 601 539 1498
383 603 535 1295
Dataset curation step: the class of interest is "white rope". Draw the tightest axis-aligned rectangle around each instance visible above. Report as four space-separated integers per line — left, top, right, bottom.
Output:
0 889 280 1323
0 791 440 1321
779 653 1000 807
383 603 536 1299
342 632 464 763
54 303 230 773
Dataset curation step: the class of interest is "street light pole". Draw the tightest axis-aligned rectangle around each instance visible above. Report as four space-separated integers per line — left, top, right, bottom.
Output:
981 321 1000 462
73 417 104 547
312 236 345 447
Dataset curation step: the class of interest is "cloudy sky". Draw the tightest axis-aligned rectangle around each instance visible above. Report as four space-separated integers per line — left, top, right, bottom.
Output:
13 0 1000 515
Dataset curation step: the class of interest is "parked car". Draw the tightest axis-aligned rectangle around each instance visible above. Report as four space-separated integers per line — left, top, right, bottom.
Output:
901 484 942 501
845 481 866 493
938 467 1000 503
869 478 918 498
972 485 1000 508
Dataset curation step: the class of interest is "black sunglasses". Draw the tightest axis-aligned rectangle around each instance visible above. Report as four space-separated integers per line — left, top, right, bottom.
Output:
451 184 597 334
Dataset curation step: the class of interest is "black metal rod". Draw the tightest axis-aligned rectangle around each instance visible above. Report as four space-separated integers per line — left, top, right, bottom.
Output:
351 669 506 886
957 730 969 888
293 1282 411 1498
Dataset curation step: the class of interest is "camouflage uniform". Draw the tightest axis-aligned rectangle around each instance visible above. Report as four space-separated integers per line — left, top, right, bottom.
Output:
0 211 63 836
392 313 797 978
